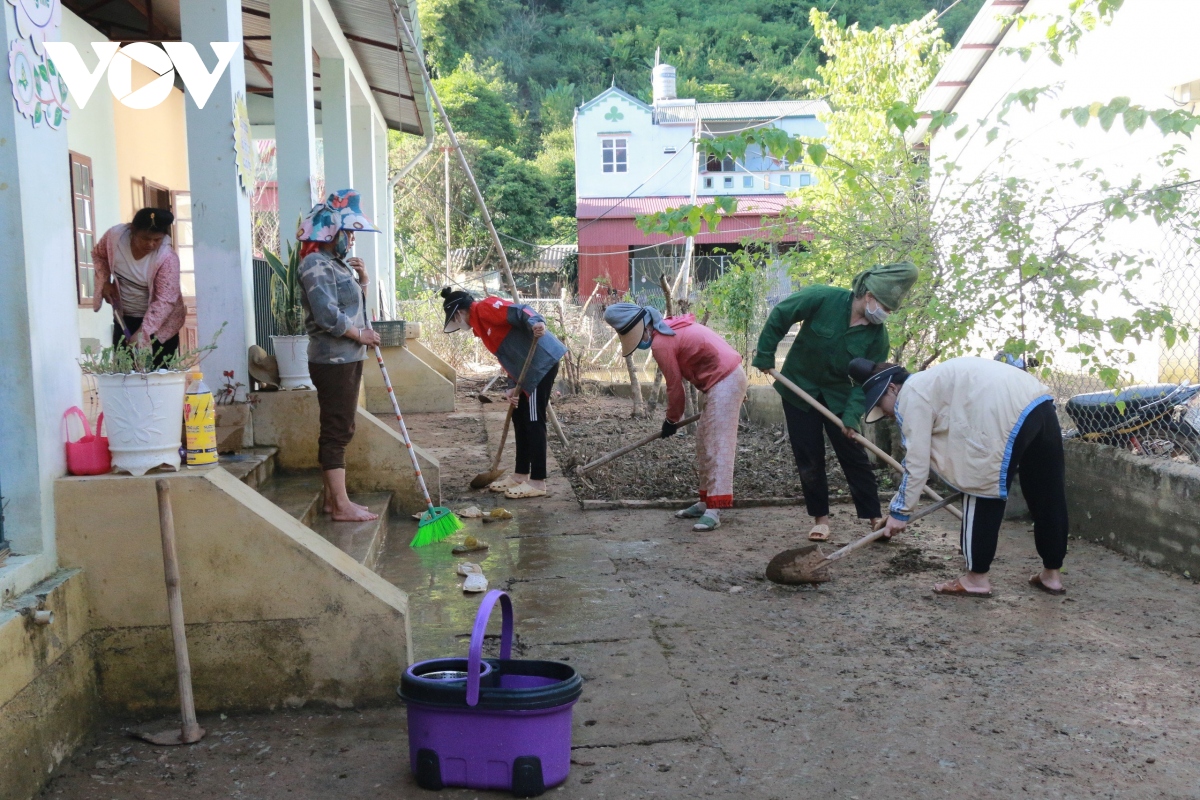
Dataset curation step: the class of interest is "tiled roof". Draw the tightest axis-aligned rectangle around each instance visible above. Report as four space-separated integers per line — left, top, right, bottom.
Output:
576 194 801 219
655 100 829 124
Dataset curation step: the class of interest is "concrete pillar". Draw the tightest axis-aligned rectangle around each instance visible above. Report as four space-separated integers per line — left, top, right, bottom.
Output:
322 59 352 193
351 102 378 310
271 0 318 242
0 10 81 566
180 0 256 400
374 120 395 318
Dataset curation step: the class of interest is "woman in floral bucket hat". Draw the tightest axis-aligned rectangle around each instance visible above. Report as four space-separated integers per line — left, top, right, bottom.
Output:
297 189 381 522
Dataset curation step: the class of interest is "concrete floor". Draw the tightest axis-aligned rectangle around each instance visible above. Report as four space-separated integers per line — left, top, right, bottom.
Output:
40 405 1200 799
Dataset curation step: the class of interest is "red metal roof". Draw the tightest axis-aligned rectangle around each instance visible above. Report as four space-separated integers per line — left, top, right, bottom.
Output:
575 194 801 220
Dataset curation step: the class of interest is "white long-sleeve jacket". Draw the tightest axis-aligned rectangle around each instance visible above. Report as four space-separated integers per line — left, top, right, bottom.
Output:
889 357 1053 520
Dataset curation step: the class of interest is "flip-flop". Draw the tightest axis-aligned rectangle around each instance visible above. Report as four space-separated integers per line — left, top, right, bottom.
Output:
693 514 720 532
451 536 489 555
808 524 831 542
1029 574 1066 596
675 502 707 519
932 577 992 598
456 562 483 577
505 483 548 499
463 573 489 593
488 476 522 492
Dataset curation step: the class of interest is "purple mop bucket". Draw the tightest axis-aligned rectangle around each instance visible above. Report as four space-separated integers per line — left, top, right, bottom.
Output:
399 590 583 797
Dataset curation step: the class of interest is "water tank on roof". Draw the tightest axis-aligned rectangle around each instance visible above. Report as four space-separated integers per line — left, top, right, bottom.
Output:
653 62 676 105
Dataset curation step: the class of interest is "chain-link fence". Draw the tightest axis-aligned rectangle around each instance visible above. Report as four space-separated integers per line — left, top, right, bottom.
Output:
1041 188 1200 463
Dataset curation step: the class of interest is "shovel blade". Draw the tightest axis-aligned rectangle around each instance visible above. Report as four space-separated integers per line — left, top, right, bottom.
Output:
469 468 506 490
132 725 206 746
765 545 832 585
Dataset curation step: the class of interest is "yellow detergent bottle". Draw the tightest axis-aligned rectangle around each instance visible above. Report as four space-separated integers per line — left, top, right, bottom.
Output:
184 370 218 466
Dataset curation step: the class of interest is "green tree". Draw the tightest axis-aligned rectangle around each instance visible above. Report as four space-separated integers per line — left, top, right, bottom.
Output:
433 60 519 147
473 146 555 254
417 0 501 75
701 249 773 363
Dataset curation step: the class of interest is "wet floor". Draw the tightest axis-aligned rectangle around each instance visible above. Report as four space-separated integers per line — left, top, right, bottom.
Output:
39 403 1200 799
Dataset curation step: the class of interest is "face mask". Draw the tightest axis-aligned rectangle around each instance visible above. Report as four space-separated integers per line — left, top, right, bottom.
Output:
636 336 652 351
333 231 350 258
864 299 890 325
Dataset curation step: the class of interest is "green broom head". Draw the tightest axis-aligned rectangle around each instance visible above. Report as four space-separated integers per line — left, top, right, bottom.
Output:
410 506 463 547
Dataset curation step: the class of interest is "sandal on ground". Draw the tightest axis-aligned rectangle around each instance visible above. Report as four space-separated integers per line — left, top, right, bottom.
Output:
462 573 489 593
487 476 522 492
452 536 489 555
456 562 483 577
693 514 720 532
808 524 831 542
932 577 992 598
505 483 548 499
675 502 707 519
1029 574 1066 596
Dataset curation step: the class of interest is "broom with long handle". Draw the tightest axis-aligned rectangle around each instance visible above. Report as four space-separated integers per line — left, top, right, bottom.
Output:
768 369 963 521
362 289 462 546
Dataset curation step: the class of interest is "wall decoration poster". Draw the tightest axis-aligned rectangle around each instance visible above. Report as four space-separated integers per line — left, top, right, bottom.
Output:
7 0 62 54
233 92 255 193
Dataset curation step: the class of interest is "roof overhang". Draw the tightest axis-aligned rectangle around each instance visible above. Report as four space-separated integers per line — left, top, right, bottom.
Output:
906 0 1029 145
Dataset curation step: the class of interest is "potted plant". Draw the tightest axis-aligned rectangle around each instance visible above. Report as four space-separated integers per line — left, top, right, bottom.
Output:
265 235 312 389
214 370 253 453
79 337 217 477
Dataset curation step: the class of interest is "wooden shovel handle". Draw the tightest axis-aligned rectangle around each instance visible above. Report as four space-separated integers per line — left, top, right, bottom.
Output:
821 492 963 567
489 341 540 472
577 413 702 475
767 369 962 521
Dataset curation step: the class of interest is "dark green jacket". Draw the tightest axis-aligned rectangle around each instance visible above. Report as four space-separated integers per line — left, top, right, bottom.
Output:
751 285 890 430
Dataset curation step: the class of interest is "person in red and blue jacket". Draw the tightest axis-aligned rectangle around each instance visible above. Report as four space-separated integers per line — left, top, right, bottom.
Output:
442 287 567 498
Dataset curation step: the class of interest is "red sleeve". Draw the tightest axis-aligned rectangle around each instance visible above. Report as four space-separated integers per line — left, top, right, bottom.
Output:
141 249 182 338
653 336 686 423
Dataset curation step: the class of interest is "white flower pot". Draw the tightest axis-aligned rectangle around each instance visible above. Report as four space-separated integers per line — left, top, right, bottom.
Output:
95 371 187 476
271 335 312 389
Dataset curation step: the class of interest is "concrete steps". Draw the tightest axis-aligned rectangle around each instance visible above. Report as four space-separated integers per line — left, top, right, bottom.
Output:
225 449 392 570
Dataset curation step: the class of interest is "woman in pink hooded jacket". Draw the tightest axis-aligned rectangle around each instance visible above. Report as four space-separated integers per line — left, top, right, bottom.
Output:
92 207 186 367
604 302 747 532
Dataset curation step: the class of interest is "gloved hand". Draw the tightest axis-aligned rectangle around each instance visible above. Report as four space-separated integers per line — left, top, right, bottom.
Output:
661 419 679 439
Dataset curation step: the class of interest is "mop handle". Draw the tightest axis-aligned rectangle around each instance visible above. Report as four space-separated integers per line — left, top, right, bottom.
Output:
361 289 436 513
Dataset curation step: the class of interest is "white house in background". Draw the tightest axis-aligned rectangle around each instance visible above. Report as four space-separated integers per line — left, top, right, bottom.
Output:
574 59 828 298
911 0 1200 384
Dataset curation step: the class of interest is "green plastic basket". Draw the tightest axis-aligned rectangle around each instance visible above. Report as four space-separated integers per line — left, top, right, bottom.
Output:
375 321 407 348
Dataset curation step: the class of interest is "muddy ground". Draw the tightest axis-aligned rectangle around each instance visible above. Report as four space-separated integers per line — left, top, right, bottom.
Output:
39 391 1200 800
549 391 897 503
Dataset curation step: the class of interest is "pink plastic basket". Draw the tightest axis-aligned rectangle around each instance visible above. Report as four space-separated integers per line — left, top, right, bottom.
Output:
64 406 111 476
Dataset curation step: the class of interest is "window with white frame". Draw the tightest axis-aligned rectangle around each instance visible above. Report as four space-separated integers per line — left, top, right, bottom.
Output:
780 173 792 187
742 175 754 188
723 176 734 189
602 138 627 173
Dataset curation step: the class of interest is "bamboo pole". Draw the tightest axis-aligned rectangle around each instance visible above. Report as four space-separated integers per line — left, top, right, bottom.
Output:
393 8 519 301
153 480 204 744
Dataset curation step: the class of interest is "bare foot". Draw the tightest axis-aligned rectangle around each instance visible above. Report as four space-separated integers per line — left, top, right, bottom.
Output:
330 504 379 522
325 501 370 515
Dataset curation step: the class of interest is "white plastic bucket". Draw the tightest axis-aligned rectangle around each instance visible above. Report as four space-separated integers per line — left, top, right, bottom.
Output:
271 335 312 389
95 371 187 476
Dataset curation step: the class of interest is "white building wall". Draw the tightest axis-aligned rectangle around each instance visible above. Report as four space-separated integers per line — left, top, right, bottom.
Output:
928 0 1200 383
0 6 85 582
575 87 828 200
61 10 119 349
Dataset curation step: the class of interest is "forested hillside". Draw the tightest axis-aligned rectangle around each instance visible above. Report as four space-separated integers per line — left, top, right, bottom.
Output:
393 0 984 290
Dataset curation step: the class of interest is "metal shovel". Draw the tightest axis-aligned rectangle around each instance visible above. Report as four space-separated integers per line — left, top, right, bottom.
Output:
765 493 963 585
470 341 539 489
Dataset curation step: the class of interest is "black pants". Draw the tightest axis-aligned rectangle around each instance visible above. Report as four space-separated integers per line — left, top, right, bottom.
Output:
960 400 1069 573
783 396 881 519
113 315 180 369
309 360 364 471
513 363 558 481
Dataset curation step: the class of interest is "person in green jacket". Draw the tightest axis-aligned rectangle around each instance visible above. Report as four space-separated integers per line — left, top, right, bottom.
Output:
752 262 918 541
